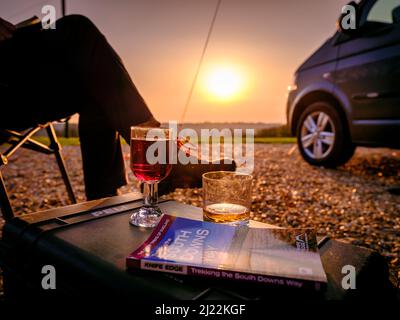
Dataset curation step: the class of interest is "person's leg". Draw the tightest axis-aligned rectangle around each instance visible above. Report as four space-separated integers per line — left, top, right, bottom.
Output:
2 15 159 199
78 112 127 200
48 15 159 199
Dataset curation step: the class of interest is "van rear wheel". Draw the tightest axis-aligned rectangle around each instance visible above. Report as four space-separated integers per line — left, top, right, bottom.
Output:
296 101 355 167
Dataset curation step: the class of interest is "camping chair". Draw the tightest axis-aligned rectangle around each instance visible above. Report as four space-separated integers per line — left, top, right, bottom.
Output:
0 122 77 221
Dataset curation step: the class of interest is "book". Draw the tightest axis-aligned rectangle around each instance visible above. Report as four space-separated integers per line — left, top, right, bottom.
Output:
126 215 327 292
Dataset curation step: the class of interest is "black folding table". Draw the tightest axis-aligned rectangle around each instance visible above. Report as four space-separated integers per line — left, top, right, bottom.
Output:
0 193 395 301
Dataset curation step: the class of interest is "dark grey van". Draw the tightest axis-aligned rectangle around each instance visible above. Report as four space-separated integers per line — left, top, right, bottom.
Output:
287 0 400 166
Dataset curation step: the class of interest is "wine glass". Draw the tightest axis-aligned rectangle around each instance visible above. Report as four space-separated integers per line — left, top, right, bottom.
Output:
130 126 173 227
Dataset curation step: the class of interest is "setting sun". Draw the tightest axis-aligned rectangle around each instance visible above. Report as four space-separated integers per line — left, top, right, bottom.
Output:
203 66 244 101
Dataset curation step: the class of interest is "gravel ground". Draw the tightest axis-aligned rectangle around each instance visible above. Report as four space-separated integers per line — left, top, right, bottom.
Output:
0 143 399 290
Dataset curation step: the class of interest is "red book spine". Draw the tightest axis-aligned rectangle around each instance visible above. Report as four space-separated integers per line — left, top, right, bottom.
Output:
128 215 175 259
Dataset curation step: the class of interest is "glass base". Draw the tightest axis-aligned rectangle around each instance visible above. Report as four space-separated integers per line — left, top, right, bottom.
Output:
129 206 163 228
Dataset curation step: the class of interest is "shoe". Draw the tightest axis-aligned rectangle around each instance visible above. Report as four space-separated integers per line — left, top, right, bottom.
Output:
157 158 236 196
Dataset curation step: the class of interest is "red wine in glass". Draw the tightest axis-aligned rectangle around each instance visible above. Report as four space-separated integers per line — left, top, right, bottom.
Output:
130 139 172 182
129 126 173 228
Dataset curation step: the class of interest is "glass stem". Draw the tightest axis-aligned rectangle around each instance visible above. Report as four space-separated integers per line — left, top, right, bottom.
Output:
144 182 158 207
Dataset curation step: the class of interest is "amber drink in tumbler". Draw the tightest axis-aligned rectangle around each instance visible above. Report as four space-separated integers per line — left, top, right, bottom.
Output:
202 171 252 226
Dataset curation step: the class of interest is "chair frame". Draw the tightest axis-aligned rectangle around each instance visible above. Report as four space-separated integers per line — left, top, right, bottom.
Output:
0 123 76 221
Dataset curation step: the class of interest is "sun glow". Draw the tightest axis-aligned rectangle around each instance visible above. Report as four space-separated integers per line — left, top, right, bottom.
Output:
203 66 245 101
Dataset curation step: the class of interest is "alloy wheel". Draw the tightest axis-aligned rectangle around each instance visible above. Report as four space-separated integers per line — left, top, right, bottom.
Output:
300 111 335 160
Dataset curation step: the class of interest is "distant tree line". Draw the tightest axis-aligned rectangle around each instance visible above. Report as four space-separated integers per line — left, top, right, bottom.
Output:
255 125 291 137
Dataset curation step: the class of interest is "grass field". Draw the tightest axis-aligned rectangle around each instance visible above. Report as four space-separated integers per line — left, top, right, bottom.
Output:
253 137 296 144
32 136 296 146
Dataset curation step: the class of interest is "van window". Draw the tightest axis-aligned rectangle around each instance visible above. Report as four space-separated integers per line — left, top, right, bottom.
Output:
366 0 400 24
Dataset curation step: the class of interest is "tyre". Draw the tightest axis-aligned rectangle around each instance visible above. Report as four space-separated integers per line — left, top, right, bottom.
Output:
296 101 355 167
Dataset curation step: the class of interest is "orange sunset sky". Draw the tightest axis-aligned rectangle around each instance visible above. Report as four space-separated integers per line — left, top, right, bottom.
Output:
1 0 350 123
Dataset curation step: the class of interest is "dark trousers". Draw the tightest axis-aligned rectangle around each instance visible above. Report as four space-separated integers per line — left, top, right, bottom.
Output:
0 15 154 199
